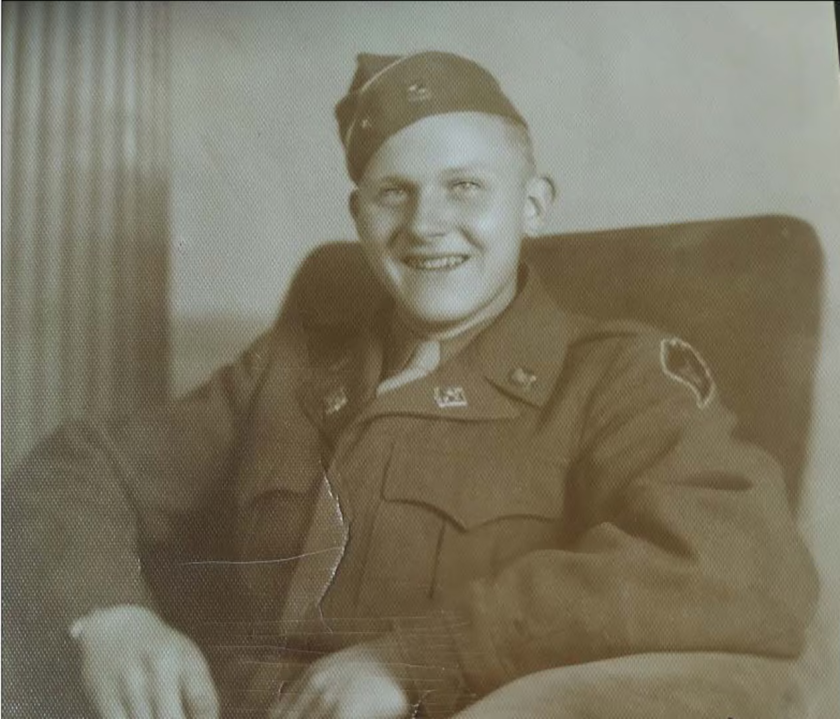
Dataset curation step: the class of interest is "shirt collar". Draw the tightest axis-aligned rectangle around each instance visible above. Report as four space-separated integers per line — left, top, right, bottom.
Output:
383 277 517 376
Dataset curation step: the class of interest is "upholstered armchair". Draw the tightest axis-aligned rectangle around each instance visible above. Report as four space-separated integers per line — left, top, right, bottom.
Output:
266 214 821 718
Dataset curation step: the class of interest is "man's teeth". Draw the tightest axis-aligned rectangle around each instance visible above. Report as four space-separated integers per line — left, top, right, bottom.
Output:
405 255 467 270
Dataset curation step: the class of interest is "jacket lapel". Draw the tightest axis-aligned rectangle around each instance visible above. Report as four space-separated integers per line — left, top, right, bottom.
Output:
476 266 576 407
296 318 385 442
296 264 576 431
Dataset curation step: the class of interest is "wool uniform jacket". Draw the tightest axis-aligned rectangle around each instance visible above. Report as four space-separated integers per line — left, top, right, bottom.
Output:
3 267 819 716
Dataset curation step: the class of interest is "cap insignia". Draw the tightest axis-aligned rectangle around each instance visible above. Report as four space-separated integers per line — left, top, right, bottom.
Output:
406 81 432 102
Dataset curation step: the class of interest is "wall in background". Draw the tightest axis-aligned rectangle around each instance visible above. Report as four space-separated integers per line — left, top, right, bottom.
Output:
1 1 171 469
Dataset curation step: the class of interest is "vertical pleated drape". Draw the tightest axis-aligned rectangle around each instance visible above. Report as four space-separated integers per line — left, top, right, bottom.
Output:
1 1 171 470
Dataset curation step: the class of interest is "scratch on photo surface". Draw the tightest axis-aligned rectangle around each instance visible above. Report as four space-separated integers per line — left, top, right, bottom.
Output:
179 546 347 566
411 690 432 718
315 468 349 633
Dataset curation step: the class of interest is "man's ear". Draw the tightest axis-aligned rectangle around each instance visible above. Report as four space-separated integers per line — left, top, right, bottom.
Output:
348 190 360 221
522 175 556 237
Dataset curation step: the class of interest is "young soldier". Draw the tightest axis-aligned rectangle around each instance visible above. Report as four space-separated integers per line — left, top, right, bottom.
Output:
4 52 818 719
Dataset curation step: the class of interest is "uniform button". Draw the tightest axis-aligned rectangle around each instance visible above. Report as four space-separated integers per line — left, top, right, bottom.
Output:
509 366 537 391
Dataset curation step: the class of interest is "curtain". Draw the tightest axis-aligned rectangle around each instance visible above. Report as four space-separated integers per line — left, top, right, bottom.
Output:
2 1 171 469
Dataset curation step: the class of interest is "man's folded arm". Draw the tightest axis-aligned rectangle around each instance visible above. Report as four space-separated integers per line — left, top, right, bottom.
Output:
2 329 278 685
374 335 819 708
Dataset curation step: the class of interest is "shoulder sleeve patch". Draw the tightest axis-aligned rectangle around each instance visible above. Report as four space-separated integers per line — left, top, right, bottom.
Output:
659 338 715 408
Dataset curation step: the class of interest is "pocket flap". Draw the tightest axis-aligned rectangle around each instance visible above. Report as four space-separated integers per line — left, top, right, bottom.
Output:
235 426 325 506
383 428 568 530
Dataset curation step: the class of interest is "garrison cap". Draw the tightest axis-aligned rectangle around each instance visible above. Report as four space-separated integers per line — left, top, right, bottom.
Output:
335 51 528 183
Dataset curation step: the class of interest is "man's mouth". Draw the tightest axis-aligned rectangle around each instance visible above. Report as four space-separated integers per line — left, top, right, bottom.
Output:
403 254 469 271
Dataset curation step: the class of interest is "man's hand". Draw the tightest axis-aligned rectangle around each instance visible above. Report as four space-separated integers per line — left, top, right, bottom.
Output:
269 642 411 719
72 605 219 719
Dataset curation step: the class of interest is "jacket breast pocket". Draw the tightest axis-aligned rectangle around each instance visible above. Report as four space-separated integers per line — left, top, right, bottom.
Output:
381 424 569 600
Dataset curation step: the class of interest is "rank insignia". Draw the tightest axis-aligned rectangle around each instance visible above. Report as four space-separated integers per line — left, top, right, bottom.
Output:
322 386 349 416
434 386 468 408
660 338 715 408
509 366 538 391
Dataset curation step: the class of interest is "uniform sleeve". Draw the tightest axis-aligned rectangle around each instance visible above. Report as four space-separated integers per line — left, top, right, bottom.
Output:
2 330 277 706
376 333 819 711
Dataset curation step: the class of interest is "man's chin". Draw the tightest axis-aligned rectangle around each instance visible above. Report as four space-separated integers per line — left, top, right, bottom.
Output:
395 304 482 336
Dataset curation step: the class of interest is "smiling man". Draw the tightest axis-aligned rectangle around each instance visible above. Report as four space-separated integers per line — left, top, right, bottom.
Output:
4 52 818 719
350 109 550 339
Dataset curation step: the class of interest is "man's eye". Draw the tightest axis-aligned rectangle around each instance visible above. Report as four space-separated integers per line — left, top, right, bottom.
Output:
377 187 408 204
450 180 483 195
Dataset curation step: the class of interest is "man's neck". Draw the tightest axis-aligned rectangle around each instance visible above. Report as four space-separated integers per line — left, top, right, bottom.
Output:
394 280 518 342
385 279 518 376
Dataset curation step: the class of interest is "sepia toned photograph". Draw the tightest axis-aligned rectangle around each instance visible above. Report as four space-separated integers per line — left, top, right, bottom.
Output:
3 2 840 718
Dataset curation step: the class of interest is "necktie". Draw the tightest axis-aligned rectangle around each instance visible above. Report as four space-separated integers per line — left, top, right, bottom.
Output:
376 338 441 396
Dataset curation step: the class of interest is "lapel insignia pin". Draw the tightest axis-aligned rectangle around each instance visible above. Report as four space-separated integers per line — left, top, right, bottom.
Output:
509 366 538 391
323 386 349 416
434 386 468 408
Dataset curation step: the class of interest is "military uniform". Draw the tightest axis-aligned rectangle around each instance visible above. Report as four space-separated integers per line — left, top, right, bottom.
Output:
3 267 818 717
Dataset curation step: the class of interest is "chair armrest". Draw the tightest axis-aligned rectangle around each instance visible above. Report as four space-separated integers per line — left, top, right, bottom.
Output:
451 652 802 719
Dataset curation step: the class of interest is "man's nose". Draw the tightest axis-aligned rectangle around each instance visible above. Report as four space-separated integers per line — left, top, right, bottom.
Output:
407 188 450 240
